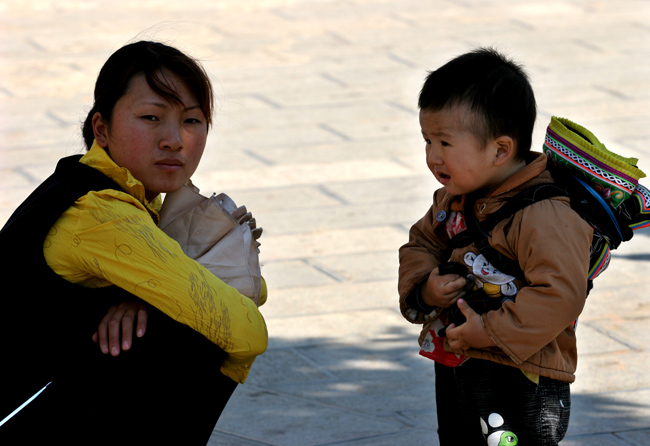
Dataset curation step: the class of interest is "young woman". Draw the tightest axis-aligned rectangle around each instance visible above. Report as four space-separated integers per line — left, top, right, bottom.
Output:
0 41 267 444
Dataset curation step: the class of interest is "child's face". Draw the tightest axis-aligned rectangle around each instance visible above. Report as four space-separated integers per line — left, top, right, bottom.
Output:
420 106 505 196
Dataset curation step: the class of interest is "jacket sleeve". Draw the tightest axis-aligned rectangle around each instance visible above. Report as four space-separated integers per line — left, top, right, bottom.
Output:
481 198 593 364
44 190 268 383
398 189 450 324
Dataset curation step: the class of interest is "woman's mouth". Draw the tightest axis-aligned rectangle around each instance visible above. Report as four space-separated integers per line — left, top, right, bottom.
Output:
155 158 184 171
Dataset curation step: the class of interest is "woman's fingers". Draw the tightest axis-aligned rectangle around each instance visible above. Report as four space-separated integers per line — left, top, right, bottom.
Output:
94 302 149 356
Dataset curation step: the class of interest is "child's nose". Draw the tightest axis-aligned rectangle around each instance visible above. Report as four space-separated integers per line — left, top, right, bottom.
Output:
426 145 442 166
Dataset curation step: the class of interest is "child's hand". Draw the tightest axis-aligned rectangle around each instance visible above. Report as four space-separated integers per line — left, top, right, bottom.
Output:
420 266 467 308
445 299 496 351
92 302 149 356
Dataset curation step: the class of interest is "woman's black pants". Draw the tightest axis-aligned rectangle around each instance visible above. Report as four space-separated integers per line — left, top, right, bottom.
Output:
1 306 238 445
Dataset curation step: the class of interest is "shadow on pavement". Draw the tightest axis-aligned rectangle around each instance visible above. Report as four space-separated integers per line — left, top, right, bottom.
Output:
209 326 650 445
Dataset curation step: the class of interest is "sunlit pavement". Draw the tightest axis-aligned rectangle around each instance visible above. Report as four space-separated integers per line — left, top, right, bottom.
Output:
1 1 649 444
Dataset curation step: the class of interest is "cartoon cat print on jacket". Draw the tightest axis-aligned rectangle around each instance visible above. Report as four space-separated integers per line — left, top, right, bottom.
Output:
463 251 518 299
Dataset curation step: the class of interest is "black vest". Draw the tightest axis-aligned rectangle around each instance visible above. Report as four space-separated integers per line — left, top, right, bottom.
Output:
1 156 128 414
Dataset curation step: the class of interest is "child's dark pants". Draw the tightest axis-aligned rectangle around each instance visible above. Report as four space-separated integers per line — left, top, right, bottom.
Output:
435 359 571 446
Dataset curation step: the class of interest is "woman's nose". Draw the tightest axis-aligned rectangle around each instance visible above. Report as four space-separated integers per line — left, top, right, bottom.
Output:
160 124 183 151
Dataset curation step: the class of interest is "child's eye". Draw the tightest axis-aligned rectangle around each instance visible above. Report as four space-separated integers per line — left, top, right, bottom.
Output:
424 139 431 145
440 140 450 147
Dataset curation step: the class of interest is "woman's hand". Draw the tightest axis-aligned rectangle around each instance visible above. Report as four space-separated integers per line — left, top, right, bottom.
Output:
92 302 149 356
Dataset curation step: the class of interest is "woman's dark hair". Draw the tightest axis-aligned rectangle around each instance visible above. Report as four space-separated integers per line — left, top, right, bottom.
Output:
418 47 536 159
82 41 213 150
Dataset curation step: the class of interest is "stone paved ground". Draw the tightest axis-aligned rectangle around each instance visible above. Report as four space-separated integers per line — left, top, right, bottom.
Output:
1 1 649 445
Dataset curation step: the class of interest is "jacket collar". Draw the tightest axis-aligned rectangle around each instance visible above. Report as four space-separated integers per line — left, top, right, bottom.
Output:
487 152 549 198
80 141 162 219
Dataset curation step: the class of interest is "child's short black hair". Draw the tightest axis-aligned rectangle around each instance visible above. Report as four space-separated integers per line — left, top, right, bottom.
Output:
418 47 536 159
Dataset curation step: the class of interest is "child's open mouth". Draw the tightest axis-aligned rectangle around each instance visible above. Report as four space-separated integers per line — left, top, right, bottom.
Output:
436 171 450 184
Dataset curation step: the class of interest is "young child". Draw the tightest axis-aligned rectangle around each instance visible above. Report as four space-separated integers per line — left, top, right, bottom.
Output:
398 48 592 445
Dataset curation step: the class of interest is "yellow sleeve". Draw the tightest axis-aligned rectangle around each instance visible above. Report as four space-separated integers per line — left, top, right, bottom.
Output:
44 190 268 383
259 277 268 306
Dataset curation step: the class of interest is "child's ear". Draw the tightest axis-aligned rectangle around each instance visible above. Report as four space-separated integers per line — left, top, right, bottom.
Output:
91 112 109 148
493 135 515 166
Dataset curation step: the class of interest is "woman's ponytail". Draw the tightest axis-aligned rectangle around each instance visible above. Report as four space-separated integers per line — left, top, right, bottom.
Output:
81 105 98 151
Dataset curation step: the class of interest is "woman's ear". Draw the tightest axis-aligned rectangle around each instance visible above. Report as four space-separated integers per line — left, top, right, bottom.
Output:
493 135 515 166
91 112 109 148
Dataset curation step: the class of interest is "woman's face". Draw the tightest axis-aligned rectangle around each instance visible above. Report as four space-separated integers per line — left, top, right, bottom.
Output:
93 70 208 201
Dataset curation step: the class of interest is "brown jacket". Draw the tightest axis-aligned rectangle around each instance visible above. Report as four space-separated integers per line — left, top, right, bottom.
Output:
398 152 593 382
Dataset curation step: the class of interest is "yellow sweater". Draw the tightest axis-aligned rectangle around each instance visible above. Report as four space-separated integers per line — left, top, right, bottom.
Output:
43 142 267 383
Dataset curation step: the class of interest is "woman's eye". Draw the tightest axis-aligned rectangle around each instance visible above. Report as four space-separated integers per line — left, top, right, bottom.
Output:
141 115 158 121
185 118 202 124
